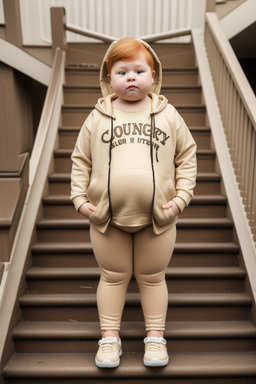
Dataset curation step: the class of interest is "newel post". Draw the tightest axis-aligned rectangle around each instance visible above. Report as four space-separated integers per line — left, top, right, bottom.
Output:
50 7 67 53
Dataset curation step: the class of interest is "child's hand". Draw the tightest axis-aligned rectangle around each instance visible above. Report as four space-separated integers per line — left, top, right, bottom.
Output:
162 200 180 216
78 202 96 218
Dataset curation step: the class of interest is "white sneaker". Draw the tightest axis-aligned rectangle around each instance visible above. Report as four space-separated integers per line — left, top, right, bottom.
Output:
143 337 169 367
95 337 122 368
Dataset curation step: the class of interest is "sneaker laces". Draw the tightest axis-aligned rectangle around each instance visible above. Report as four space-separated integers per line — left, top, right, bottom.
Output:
144 337 167 351
98 337 120 353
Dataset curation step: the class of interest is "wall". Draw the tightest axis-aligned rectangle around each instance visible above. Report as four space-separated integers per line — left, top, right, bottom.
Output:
0 0 206 45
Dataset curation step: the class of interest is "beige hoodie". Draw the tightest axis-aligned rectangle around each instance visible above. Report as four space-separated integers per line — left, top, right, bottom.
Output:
70 39 197 234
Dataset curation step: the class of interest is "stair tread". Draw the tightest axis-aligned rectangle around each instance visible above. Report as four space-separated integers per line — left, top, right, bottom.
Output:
37 217 233 228
20 292 252 306
14 320 256 339
59 125 211 132
43 194 227 205
64 84 202 90
4 351 256 378
48 171 221 182
66 65 198 71
31 241 239 254
62 103 206 109
54 148 215 156
26 266 245 280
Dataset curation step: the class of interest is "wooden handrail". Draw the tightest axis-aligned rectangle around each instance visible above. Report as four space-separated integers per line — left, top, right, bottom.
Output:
51 7 192 48
30 47 64 184
66 23 118 43
66 24 191 44
140 28 191 42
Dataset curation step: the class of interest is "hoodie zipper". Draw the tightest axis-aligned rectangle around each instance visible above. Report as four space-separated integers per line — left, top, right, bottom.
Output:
107 114 158 224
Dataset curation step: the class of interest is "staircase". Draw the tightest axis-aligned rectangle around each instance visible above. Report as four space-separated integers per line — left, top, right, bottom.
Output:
3 41 256 383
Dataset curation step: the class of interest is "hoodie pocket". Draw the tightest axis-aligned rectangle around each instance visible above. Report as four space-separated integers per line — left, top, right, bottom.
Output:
89 189 110 226
153 182 176 227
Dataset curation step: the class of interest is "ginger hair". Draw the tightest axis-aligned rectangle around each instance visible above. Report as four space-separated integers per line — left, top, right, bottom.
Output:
105 38 155 73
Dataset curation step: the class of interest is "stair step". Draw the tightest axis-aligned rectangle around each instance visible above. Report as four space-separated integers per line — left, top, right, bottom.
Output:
48 171 221 196
26 265 245 294
14 320 256 340
62 104 207 126
36 218 233 243
195 172 221 195
58 125 211 150
63 85 203 105
53 148 215 173
26 266 245 279
31 241 240 269
4 351 256 382
42 194 227 219
13 320 256 354
65 66 199 86
19 292 252 322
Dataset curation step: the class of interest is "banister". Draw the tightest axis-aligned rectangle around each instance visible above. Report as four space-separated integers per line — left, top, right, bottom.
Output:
140 28 191 43
51 7 192 48
66 24 191 44
193 27 256 304
204 12 256 245
0 47 66 367
66 23 118 43
30 47 65 184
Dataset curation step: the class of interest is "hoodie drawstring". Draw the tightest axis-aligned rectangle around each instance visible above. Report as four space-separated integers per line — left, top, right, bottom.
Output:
150 114 156 219
108 118 114 220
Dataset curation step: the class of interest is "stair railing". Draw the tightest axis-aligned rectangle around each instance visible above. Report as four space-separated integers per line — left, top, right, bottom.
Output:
50 6 192 50
0 47 65 368
192 25 256 304
204 12 256 245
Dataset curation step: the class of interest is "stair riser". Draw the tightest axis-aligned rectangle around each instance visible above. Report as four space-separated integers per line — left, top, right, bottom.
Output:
63 88 202 105
61 107 206 127
48 177 221 196
26 277 244 295
4 378 256 384
176 227 233 243
37 228 91 243
65 43 196 67
65 70 199 87
194 180 220 196
152 44 196 67
48 181 71 195
32 252 239 269
53 153 215 173
14 337 256 354
20 305 250 322
42 203 226 220
180 204 226 218
36 226 233 243
58 129 211 150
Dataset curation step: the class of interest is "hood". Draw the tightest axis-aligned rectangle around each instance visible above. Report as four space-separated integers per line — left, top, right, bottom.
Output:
99 38 163 98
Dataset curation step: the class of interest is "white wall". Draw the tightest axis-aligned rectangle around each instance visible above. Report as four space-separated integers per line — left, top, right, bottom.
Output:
16 0 206 45
0 0 4 24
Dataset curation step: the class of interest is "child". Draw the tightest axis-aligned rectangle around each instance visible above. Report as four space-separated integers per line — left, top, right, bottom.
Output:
70 38 197 368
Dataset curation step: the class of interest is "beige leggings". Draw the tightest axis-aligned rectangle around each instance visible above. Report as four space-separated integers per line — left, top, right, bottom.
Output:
90 224 176 332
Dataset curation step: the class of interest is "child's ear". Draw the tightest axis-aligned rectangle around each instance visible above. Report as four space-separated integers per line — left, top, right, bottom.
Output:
152 70 155 83
107 74 111 82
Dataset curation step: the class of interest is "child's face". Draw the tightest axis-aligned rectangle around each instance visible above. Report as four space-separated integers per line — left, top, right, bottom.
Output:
107 52 155 103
